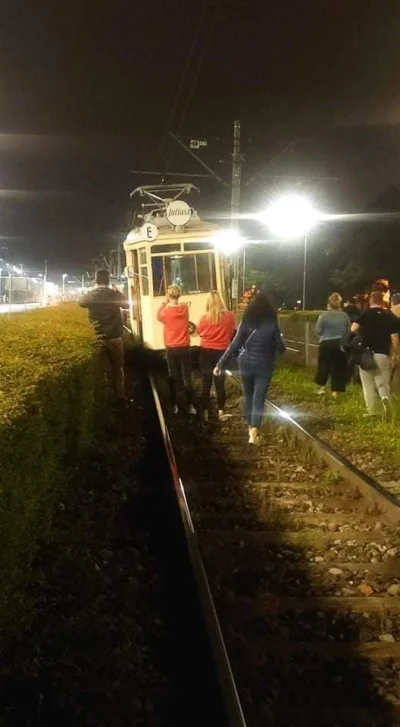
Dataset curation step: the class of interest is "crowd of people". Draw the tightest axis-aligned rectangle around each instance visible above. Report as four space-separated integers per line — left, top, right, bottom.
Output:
78 268 400 438
157 285 285 445
316 290 400 417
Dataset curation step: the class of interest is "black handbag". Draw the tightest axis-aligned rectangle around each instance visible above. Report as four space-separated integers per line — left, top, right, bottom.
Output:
349 334 376 371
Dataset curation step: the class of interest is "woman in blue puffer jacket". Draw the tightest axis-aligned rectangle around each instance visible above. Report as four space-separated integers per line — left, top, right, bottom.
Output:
214 292 285 445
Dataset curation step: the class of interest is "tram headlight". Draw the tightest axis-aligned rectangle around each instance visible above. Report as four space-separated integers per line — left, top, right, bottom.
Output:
212 230 244 255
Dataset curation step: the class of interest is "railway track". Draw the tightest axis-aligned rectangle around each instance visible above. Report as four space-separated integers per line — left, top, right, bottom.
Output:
159 376 400 726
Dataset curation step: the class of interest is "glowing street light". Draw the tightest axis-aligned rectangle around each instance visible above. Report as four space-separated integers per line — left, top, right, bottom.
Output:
260 194 319 310
260 194 318 239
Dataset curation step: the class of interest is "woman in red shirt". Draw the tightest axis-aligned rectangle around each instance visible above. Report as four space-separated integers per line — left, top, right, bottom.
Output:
197 291 235 421
157 285 196 415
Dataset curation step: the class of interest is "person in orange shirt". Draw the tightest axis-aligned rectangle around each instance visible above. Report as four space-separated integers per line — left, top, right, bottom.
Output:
197 290 235 422
157 284 196 415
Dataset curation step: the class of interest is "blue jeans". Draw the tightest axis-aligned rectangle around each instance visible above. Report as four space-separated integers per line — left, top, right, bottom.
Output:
241 370 273 428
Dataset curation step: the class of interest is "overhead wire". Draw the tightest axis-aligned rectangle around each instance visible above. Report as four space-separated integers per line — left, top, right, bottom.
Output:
154 0 210 172
164 0 224 175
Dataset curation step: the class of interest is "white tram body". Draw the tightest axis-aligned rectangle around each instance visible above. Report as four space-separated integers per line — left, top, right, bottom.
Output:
123 184 227 350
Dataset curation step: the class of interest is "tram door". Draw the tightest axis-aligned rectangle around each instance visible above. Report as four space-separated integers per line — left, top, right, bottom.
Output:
130 249 143 338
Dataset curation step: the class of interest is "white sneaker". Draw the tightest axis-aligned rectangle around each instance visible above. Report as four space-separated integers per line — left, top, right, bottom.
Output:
188 404 197 415
249 427 260 446
317 388 325 396
172 405 179 415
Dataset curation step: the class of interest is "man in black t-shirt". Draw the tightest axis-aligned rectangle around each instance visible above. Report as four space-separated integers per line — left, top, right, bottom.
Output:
80 269 129 401
351 291 399 417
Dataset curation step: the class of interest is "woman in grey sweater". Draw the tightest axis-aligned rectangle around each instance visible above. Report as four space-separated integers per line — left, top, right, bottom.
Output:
315 292 351 398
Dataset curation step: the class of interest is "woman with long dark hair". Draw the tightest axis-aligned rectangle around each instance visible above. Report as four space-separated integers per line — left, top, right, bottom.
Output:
214 292 285 445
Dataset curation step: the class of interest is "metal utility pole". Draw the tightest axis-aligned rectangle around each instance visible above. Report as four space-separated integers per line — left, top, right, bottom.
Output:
43 260 48 306
231 120 243 311
117 243 122 280
302 234 308 311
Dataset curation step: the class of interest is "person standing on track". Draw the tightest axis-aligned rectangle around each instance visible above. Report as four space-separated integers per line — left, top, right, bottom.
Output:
351 291 400 418
213 291 285 446
391 293 400 396
315 293 350 399
157 284 196 415
391 293 400 322
79 268 129 402
197 290 236 422
344 294 365 385
344 294 364 324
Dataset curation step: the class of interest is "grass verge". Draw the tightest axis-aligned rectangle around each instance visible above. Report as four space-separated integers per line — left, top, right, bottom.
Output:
0 305 104 632
271 365 400 482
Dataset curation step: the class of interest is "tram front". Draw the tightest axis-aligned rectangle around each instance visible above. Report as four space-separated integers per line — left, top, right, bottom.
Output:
124 184 227 350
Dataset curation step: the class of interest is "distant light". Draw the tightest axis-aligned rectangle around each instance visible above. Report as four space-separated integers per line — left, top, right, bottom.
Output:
297 299 302 305
260 194 318 239
213 230 244 254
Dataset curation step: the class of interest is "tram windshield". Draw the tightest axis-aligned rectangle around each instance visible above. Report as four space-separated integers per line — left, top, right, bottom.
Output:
152 253 216 296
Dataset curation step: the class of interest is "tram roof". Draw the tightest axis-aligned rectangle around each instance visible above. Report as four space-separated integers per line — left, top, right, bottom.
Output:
124 218 221 250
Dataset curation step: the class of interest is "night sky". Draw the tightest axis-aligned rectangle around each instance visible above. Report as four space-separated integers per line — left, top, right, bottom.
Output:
1 0 400 277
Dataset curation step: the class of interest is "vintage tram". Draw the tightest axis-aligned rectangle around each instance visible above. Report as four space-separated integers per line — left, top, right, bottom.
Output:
123 184 227 350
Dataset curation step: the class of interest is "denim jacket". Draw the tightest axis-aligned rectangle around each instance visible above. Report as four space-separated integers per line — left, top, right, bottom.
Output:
218 318 285 373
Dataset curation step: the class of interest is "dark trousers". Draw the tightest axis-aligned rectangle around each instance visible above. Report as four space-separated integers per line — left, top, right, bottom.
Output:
102 337 125 400
199 348 226 411
315 339 347 393
166 346 192 407
241 369 273 428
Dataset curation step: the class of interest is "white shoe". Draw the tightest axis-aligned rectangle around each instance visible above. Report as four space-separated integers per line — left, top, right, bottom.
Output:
317 388 325 396
188 405 197 415
249 427 260 446
172 405 179 415
218 411 232 421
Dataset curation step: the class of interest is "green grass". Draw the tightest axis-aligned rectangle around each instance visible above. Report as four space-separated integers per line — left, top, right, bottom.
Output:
271 365 400 479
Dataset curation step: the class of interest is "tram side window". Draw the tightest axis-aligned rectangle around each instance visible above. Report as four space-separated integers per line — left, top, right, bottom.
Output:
152 257 167 297
139 248 149 295
151 254 216 296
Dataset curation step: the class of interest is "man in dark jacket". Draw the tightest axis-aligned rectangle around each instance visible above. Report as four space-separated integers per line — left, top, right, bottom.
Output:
79 269 129 400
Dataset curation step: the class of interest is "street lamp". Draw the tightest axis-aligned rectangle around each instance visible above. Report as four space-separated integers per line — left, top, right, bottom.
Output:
260 194 318 310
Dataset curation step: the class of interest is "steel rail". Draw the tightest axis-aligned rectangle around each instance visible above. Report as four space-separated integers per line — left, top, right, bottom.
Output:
149 375 247 727
225 370 400 524
266 398 400 523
